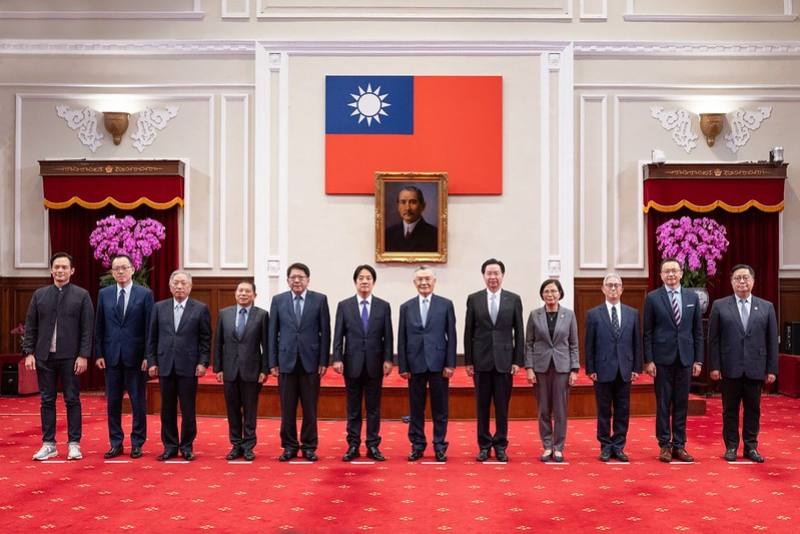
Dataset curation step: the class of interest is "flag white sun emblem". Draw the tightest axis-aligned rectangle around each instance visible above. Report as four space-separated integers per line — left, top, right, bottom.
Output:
348 84 391 126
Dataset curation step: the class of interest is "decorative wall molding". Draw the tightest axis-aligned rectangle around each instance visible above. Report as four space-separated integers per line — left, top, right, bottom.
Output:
612 97 646 270
0 0 203 20
222 0 251 19
0 40 255 56
724 107 772 154
54 105 104 152
219 94 250 269
579 0 607 20
579 95 608 269
573 41 800 57
624 0 796 22
650 106 698 154
131 106 179 152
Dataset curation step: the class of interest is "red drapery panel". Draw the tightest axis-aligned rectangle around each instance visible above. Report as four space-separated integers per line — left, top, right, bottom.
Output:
43 175 184 210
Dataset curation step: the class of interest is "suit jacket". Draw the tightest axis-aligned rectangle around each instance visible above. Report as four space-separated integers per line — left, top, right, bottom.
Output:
385 218 438 253
268 290 331 374
643 286 704 367
584 303 643 383
94 283 154 368
397 294 457 374
22 283 94 361
463 289 525 372
146 298 211 377
332 295 394 378
213 305 269 382
708 294 778 380
524 306 579 373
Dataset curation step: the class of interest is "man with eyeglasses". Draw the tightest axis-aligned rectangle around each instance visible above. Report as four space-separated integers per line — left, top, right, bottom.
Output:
269 262 331 462
644 258 704 463
584 273 642 462
708 264 777 463
94 254 154 459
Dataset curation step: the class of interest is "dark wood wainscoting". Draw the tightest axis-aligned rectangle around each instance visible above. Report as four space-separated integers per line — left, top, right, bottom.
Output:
779 278 800 341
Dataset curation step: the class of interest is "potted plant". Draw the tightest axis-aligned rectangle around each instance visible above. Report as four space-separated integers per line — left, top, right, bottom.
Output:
89 215 166 287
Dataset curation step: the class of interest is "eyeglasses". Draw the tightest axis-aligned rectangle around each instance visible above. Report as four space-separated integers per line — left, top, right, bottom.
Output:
661 269 681 275
604 283 622 288
288 275 308 281
111 266 132 273
733 275 752 282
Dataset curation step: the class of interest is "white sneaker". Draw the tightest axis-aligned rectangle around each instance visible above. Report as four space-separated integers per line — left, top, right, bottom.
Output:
67 442 83 460
32 442 58 461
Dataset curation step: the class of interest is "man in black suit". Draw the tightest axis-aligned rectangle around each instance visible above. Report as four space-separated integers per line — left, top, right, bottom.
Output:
269 262 331 462
398 266 457 462
332 265 394 462
644 258 704 463
23 252 94 461
708 264 778 463
94 254 154 459
585 273 642 462
147 270 211 461
463 258 524 463
214 281 269 461
384 186 438 253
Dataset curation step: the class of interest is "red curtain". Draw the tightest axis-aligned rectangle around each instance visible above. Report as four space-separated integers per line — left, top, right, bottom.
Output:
48 205 179 389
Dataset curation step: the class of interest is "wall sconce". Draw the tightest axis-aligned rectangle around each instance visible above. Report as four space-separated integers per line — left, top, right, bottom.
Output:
699 113 725 147
103 111 130 145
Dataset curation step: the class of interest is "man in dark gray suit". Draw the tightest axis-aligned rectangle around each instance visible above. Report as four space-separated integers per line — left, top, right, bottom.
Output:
269 262 331 462
332 264 394 462
23 252 94 461
644 258 704 463
147 270 211 461
708 264 778 463
464 258 524 463
585 273 642 462
214 281 269 461
398 266 457 462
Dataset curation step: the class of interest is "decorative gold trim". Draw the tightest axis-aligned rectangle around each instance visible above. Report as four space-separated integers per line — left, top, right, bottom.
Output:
643 199 784 214
43 196 184 210
39 159 185 177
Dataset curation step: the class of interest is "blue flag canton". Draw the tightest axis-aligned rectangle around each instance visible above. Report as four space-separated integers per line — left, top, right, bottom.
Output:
325 75 414 134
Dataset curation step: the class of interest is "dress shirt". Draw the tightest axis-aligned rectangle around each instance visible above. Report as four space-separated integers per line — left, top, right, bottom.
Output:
486 288 502 314
116 280 133 315
357 294 373 315
605 301 622 329
403 219 420 237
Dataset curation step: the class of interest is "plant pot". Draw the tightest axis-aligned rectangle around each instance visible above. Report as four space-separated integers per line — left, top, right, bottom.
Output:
686 286 709 315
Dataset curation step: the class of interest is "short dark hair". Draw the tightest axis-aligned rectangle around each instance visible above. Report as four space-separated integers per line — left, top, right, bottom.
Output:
353 264 377 283
236 280 256 293
50 252 74 268
111 254 134 268
660 257 682 271
481 258 505 274
397 185 425 205
287 262 310 278
539 278 565 300
730 264 755 277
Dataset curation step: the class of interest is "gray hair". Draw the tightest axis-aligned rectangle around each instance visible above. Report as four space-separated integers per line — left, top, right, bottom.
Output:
602 272 622 286
169 270 193 284
414 265 435 277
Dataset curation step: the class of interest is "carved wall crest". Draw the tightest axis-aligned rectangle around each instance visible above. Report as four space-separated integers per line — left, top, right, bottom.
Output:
650 106 698 153
131 106 179 153
55 105 104 152
724 107 772 154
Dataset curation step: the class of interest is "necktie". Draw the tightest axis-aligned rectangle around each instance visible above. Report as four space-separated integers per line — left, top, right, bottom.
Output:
237 308 247 337
421 298 429 327
611 305 620 337
489 293 498 324
294 295 303 323
740 299 749 330
405 227 411 239
116 288 126 320
174 303 184 330
361 300 369 332
670 290 681 326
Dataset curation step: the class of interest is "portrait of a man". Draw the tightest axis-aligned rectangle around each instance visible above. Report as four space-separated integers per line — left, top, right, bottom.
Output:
385 185 438 253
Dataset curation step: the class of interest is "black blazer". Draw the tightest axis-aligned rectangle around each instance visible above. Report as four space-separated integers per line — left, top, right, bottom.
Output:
463 289 524 372
213 305 269 382
584 303 643 383
397 294 457 374
332 296 394 378
385 217 438 252
94 283 154 368
268 290 331 373
708 294 778 380
643 287 704 367
146 298 211 377
23 283 94 361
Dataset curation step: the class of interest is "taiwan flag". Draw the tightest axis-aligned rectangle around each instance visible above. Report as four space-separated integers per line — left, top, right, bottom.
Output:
325 75 502 195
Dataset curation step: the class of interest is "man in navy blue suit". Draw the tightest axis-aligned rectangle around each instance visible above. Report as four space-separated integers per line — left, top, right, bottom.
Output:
585 273 642 462
95 254 154 459
644 258 704 463
398 266 457 462
332 264 394 462
708 264 778 463
269 262 331 462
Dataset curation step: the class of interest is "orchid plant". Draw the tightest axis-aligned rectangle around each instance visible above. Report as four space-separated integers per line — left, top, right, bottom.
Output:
89 215 166 287
655 216 729 287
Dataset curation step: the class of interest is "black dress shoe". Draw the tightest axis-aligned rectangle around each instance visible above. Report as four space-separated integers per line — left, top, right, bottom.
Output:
724 448 737 461
302 450 318 462
613 450 629 462
599 450 611 462
476 449 490 462
366 446 385 462
672 448 694 462
130 446 143 459
104 446 124 459
552 451 564 463
243 449 256 461
181 449 195 461
435 450 447 463
279 449 298 462
343 445 360 462
156 450 178 461
744 449 765 463
540 451 552 463
226 447 243 461
494 448 508 463
407 450 424 461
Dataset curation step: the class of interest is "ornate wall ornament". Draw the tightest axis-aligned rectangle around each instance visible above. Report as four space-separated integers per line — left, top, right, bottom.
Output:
650 106 698 153
131 106 179 152
724 107 772 154
55 105 104 152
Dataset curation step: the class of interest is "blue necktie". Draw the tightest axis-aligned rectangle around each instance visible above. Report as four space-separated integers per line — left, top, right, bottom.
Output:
116 288 125 320
236 308 247 337
421 298 429 327
361 300 369 332
294 295 303 323
611 305 620 337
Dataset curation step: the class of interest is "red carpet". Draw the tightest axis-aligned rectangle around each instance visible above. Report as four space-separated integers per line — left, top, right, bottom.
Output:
1 394 798 533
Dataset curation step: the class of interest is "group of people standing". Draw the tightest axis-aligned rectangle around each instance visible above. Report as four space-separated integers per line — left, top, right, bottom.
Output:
21 253 777 465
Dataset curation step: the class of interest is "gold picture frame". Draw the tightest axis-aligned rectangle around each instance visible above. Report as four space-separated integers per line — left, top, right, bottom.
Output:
375 171 448 263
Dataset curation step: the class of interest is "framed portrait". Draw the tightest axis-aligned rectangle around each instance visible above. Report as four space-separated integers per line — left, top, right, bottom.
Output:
375 171 448 263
